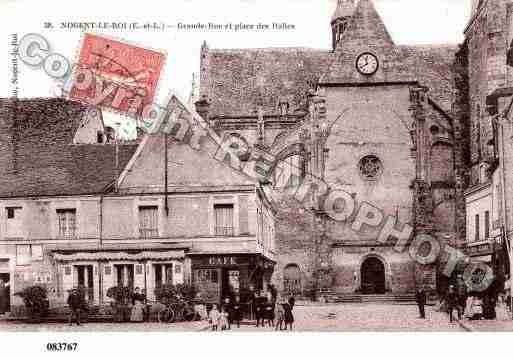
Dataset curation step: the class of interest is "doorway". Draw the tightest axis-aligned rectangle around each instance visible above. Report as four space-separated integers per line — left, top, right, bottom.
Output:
0 273 10 314
115 264 134 289
221 269 240 301
76 265 94 301
361 257 386 294
154 263 173 288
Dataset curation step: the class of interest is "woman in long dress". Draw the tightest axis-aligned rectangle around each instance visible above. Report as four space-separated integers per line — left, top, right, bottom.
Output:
130 287 144 322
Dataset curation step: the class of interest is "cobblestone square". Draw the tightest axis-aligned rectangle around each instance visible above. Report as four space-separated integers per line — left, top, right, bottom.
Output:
0 304 469 332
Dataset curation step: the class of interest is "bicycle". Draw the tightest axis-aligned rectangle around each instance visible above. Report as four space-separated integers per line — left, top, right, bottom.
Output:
158 298 198 323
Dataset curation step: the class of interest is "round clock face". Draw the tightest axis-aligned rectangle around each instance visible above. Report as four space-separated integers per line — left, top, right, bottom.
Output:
356 52 379 75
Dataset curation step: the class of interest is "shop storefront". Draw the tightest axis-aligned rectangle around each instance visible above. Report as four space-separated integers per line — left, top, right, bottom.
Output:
189 253 275 304
50 248 187 304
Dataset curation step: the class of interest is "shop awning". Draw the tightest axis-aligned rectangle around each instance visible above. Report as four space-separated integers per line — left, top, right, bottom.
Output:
53 250 185 262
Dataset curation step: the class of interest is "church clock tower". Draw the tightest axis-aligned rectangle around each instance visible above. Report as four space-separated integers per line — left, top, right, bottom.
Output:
331 0 356 51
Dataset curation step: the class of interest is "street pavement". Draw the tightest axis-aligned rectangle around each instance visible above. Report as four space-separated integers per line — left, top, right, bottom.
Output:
0 303 502 332
0 318 209 332
220 304 464 332
457 303 513 332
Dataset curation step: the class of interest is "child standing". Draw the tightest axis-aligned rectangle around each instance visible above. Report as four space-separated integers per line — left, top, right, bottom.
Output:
209 305 220 331
274 302 285 330
283 301 294 331
219 306 230 330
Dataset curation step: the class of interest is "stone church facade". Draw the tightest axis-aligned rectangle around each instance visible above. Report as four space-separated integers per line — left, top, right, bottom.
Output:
196 0 467 296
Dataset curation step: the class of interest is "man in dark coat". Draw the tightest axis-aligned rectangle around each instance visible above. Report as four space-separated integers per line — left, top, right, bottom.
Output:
283 301 294 330
446 285 458 323
255 291 266 327
232 295 243 328
222 297 233 330
268 284 278 305
415 288 426 319
67 289 85 326
288 296 295 310
455 275 468 319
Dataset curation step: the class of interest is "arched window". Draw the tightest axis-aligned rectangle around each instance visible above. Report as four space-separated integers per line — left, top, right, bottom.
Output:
283 264 302 295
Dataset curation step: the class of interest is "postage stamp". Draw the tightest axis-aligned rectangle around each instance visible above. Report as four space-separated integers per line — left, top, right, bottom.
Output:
69 33 166 117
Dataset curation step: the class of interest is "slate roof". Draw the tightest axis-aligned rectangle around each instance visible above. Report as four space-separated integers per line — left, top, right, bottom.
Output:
202 47 333 116
0 98 137 198
331 0 356 22
201 0 458 117
335 0 395 48
321 0 458 111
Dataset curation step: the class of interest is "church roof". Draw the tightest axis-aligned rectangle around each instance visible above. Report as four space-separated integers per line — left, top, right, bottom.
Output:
337 0 395 49
200 47 333 117
331 0 356 23
200 0 458 117
0 98 137 198
321 0 458 112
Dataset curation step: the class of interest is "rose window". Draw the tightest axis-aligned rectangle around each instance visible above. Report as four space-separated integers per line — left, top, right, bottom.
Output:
359 155 383 181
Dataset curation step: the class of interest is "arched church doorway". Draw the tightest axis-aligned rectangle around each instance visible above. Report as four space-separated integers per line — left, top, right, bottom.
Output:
361 257 386 294
283 263 302 296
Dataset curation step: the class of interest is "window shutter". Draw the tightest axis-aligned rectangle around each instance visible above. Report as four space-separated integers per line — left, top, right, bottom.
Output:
239 196 249 234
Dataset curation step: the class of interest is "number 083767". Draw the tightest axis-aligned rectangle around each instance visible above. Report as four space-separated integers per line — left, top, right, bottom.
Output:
46 343 78 351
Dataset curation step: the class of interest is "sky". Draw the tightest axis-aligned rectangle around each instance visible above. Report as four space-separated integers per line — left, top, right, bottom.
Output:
0 0 472 137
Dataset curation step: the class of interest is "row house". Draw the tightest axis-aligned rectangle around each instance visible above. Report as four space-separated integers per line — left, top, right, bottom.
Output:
0 97 276 313
460 0 512 273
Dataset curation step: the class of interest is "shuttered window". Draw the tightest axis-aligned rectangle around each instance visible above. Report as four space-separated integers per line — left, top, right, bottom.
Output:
214 204 234 236
485 211 490 240
475 214 480 242
57 209 77 239
139 206 158 238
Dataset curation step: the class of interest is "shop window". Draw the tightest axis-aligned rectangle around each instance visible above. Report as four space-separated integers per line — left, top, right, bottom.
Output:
154 264 173 288
228 270 240 292
5 207 23 238
57 209 77 239
174 264 182 274
115 264 134 288
139 206 158 238
196 269 218 283
214 204 234 236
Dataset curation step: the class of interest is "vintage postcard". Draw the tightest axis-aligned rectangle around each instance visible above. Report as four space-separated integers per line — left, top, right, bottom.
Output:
1 0 513 357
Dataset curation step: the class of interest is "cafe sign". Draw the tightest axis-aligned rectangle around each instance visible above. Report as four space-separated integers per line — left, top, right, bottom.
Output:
192 255 255 267
209 256 237 266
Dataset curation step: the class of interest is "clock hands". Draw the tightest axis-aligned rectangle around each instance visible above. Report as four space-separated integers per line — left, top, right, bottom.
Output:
357 53 378 75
